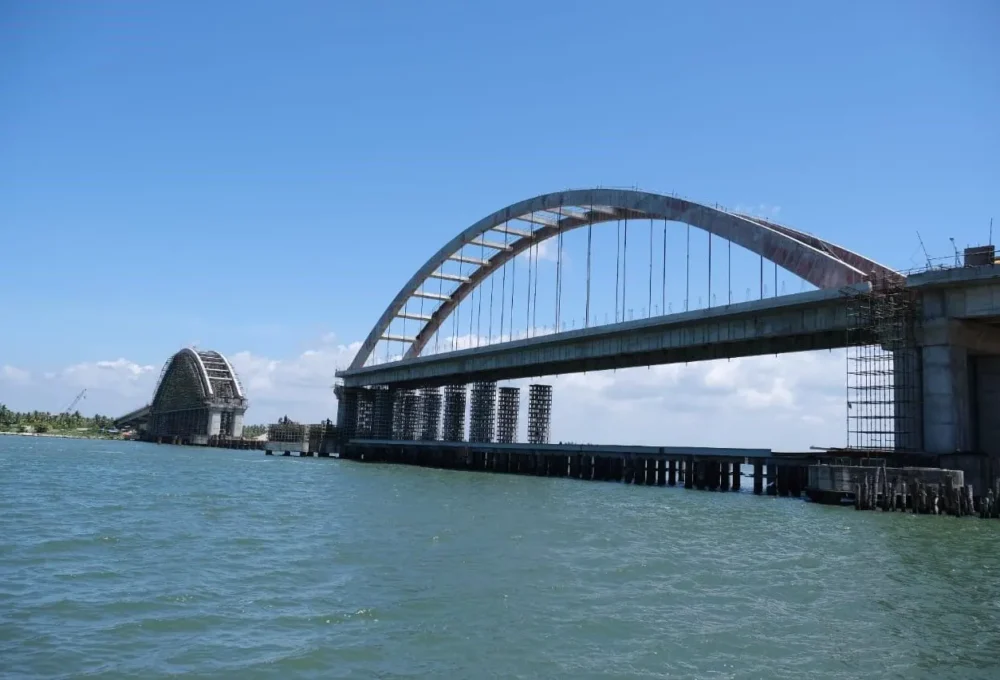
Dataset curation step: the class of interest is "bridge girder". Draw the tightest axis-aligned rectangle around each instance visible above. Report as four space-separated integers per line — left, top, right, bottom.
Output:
351 188 898 370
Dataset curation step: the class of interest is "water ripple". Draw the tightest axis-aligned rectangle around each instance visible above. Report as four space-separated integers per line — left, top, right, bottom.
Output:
2 438 999 678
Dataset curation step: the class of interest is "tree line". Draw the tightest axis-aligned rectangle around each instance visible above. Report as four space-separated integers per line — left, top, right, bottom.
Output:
0 404 115 433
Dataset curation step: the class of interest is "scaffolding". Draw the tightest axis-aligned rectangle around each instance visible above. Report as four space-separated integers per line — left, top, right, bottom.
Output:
469 382 497 443
497 387 520 443
846 274 920 451
527 384 552 444
372 386 393 440
268 416 307 443
400 390 422 441
421 388 441 441
355 388 374 438
443 384 467 442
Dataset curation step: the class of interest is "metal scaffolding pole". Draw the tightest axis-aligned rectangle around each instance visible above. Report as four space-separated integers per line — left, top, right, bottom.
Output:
443 384 467 442
469 381 497 443
497 386 520 444
527 384 552 445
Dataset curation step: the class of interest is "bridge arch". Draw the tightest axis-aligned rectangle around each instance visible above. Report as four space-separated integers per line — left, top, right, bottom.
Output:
148 347 247 440
351 188 897 370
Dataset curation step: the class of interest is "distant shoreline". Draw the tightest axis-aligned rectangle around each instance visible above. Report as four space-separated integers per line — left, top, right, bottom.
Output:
0 431 123 441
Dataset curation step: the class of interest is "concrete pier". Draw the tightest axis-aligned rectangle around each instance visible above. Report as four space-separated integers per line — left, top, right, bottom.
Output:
329 440 1000 520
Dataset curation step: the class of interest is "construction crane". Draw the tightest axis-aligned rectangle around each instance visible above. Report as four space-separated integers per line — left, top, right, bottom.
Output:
64 388 87 414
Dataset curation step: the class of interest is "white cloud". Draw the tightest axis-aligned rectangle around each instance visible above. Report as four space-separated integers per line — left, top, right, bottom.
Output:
1 365 31 385
535 351 846 450
228 341 361 423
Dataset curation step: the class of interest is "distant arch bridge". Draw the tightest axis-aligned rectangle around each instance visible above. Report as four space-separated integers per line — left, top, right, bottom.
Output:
115 348 248 444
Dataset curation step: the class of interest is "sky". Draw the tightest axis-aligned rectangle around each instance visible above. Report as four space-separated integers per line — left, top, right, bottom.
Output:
1 1 997 448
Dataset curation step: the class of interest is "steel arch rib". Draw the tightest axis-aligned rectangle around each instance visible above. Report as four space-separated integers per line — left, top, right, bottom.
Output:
350 189 897 370
152 348 214 404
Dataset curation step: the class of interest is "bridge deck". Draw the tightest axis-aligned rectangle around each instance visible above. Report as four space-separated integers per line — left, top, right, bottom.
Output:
345 438 824 464
339 283 868 388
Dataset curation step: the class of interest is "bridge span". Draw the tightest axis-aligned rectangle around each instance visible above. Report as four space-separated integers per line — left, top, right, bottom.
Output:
116 348 248 445
339 283 865 389
334 188 1000 491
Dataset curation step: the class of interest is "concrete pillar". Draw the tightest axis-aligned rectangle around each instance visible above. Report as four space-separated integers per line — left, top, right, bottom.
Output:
231 412 244 439
766 463 777 496
668 459 677 486
732 461 741 491
918 319 1000 455
777 467 790 496
787 467 801 497
612 457 624 482
753 462 764 495
592 457 605 481
647 459 658 486
922 343 972 453
207 409 222 437
684 458 694 489
624 458 635 484
974 356 1000 455
656 459 666 486
720 462 731 491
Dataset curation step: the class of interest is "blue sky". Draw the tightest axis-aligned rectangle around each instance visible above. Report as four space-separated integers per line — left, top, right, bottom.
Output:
1 1 997 441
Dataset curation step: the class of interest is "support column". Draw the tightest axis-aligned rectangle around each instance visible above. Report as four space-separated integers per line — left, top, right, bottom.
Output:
611 457 624 482
420 388 441 441
335 385 360 447
372 386 394 440
624 457 635 484
777 466 790 496
766 463 777 496
668 459 677 486
684 458 694 489
443 385 467 442
469 382 497 443
497 387 520 444
527 384 552 444
732 461 741 491
720 462 731 491
753 462 764 495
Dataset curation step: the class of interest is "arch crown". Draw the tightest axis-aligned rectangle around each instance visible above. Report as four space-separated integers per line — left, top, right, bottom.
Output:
151 347 247 413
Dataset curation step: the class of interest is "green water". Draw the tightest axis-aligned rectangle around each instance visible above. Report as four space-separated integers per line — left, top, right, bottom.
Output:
1 437 999 679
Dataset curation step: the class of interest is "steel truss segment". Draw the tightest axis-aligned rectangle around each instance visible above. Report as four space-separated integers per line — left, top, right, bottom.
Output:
470 238 513 251
428 271 469 283
348 189 899 370
382 334 416 343
412 290 450 301
513 213 560 227
448 254 489 267
397 311 433 322
492 224 533 238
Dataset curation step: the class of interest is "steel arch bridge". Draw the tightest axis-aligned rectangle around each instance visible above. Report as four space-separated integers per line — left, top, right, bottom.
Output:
350 188 898 370
132 348 248 443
